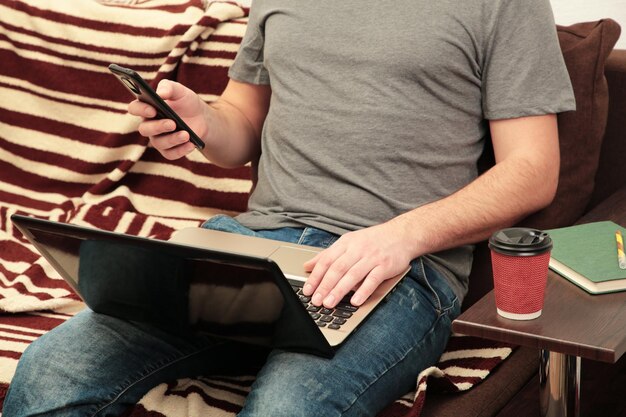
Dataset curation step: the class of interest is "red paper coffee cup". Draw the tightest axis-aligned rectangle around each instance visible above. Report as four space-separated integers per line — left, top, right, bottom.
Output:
488 228 552 320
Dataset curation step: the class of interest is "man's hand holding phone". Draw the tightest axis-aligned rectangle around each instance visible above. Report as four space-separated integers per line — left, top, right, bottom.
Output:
109 64 207 160
114 63 271 169
129 80 208 160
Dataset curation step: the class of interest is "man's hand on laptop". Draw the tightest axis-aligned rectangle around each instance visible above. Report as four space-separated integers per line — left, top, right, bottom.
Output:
302 221 413 308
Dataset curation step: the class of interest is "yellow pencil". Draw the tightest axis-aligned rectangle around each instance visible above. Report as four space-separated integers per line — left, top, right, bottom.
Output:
616 230 626 270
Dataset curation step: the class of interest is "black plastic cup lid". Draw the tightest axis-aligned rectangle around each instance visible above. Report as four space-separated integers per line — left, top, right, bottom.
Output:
488 228 552 256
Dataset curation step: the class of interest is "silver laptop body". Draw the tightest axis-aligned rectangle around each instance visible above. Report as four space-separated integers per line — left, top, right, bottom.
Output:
11 214 408 357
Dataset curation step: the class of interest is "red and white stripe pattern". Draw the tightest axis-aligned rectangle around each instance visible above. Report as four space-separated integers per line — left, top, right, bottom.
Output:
0 1 512 416
0 0 252 222
0 0 251 313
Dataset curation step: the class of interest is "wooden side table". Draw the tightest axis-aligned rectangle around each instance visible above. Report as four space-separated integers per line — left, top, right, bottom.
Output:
452 270 626 417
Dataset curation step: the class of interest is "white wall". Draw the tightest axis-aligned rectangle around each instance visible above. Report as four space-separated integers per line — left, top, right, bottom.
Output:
550 0 626 49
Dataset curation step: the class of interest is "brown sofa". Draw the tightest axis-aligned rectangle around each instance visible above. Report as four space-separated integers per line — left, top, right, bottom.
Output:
421 21 625 417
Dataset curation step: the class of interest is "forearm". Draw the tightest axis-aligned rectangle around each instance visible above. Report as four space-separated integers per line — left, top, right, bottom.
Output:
131 79 270 164
392 150 559 259
199 81 271 168
303 114 559 308
199 98 263 168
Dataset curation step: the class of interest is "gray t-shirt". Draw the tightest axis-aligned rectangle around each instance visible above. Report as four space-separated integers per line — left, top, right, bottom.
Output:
229 0 575 300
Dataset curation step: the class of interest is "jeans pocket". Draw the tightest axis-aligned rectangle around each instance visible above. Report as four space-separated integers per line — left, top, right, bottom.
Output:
296 227 339 249
410 258 459 318
201 215 257 237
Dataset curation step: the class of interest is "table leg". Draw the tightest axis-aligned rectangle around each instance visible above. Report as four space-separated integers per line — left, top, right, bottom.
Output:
539 350 581 417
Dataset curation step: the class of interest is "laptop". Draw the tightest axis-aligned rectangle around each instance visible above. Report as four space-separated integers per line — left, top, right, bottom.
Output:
11 214 408 358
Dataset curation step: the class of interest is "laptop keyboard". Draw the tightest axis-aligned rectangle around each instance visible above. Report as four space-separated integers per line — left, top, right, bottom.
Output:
291 284 359 330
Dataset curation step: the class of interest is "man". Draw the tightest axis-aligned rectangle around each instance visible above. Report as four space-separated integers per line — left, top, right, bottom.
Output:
4 0 575 415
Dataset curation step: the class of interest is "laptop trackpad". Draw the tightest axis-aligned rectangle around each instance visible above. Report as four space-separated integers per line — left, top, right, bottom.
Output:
269 246 320 281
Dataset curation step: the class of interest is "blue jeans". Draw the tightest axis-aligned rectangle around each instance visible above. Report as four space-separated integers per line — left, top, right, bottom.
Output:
4 215 460 417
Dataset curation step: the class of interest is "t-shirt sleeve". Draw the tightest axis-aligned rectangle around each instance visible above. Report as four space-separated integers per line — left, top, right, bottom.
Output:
228 5 271 85
481 0 576 119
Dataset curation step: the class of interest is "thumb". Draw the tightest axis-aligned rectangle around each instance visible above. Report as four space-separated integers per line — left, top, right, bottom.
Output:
156 79 187 100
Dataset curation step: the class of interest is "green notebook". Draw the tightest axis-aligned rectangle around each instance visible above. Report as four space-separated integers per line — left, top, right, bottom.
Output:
547 221 626 294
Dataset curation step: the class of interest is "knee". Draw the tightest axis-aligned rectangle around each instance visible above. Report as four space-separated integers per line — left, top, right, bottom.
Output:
10 335 52 386
4 337 58 416
3 311 104 416
240 371 347 417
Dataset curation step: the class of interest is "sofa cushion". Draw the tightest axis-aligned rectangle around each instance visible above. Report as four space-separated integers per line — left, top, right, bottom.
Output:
521 19 621 230
589 50 626 208
0 0 250 313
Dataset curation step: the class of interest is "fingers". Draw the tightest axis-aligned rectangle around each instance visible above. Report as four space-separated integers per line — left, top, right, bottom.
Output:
136 118 194 159
303 243 380 309
308 251 356 306
129 97 194 159
126 80 197 160
127 80 185 118
305 255 383 308
302 225 411 309
150 130 195 160
128 100 156 118
317 258 375 308
350 267 387 306
137 119 176 138
302 245 345 297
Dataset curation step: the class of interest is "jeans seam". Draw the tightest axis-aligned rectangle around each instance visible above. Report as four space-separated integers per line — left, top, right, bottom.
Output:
418 259 460 316
296 228 310 245
418 258 444 314
91 342 226 417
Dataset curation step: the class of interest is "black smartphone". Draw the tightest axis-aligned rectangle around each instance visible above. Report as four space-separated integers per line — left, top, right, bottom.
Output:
108 63 205 150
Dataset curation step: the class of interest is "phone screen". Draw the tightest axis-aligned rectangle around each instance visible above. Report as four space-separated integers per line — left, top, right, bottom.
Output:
108 64 205 150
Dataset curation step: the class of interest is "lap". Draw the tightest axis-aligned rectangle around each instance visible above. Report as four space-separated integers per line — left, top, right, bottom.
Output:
207 215 461 415
5 215 460 417
241 261 459 417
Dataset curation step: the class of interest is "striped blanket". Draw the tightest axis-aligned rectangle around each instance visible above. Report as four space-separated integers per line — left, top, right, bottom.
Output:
0 1 512 415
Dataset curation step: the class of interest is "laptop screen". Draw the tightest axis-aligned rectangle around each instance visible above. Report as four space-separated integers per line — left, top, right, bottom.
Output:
14 216 333 357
